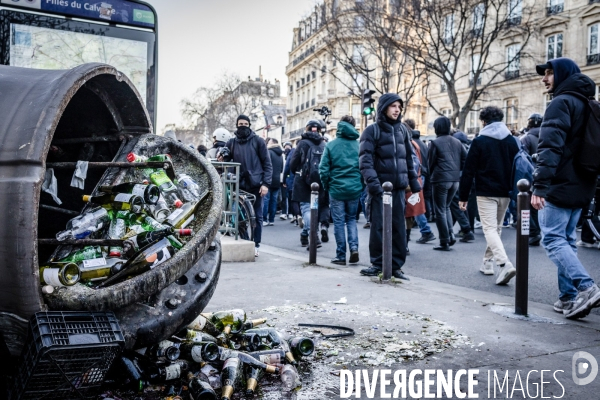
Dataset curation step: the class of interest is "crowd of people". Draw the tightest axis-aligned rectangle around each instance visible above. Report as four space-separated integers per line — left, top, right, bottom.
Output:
200 57 599 320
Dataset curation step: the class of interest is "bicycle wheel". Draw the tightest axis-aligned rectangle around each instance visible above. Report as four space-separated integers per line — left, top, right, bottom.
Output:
238 196 254 241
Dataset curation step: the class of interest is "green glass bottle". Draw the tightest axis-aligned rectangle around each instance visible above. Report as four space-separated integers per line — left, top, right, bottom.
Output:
220 357 241 400
209 309 246 335
79 258 125 282
39 263 80 287
288 336 315 358
186 314 223 338
56 246 103 264
247 349 286 365
165 201 199 229
187 371 217 400
107 219 126 257
83 193 144 213
149 169 183 208
178 342 219 363
245 366 263 397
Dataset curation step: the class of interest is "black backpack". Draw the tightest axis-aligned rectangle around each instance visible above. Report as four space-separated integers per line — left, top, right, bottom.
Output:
564 92 600 175
300 140 326 186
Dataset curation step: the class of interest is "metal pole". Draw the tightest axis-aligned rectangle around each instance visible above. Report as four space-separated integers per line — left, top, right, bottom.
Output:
515 179 531 316
309 183 319 264
382 182 393 281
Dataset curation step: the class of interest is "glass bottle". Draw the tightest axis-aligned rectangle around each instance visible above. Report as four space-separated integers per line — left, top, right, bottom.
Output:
56 207 109 241
79 258 125 282
245 366 263 397
186 314 223 338
209 309 246 335
146 195 170 222
165 201 199 228
83 193 144 213
187 371 217 400
175 173 202 202
107 218 126 257
242 318 267 330
56 246 103 264
39 263 80 287
288 336 315 358
247 349 286 365
178 342 219 363
99 182 160 205
127 228 191 251
149 169 183 208
219 357 241 400
146 340 181 361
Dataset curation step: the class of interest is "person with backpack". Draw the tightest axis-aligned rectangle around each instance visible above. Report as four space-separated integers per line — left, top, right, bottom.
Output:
319 116 363 265
428 117 468 251
359 93 421 280
458 106 519 285
532 58 600 319
262 138 284 227
451 130 477 242
219 115 273 257
290 119 328 248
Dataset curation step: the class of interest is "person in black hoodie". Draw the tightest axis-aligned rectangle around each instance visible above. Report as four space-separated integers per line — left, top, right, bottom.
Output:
532 57 600 319
221 115 273 257
428 117 467 251
359 93 421 280
262 138 284 226
290 120 328 248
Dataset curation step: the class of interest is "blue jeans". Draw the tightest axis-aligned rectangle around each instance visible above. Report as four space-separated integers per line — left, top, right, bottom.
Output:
300 202 311 236
330 198 359 259
415 176 432 234
262 188 280 223
539 202 595 301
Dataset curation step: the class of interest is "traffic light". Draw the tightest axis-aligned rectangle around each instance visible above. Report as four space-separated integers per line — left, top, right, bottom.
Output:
362 89 376 116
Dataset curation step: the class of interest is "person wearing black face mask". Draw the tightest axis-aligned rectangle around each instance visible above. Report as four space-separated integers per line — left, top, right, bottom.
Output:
219 115 273 257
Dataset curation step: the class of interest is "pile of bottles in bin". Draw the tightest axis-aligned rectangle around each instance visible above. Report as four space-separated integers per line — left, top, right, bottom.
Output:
104 309 314 399
40 153 208 290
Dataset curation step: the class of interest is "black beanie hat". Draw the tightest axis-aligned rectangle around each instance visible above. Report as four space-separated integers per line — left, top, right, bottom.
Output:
236 115 251 126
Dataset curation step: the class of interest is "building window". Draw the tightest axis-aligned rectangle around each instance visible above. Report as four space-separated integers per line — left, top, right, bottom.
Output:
290 85 293 93
506 44 521 79
547 33 563 60
504 98 519 130
441 109 452 119
469 54 481 86
354 16 365 32
444 14 455 45
547 0 564 16
508 0 522 25
352 44 364 63
544 93 552 108
472 3 485 37
467 103 481 135
588 24 600 65
596 85 600 101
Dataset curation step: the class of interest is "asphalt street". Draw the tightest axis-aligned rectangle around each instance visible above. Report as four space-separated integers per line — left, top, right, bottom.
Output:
259 213 600 314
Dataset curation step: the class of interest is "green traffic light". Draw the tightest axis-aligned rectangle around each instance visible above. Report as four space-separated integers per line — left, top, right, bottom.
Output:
363 107 374 115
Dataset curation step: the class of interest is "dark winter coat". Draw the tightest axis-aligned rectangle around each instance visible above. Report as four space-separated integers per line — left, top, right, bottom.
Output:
428 118 467 183
267 145 284 190
359 93 421 195
411 130 429 177
290 131 326 203
225 132 273 191
319 121 363 201
459 122 520 201
533 58 597 208
520 127 540 157
206 141 226 159
283 148 296 190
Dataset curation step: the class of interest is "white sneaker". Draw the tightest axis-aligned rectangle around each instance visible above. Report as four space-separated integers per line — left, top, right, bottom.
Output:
255 247 259 257
280 214 288 220
496 261 516 285
262 221 269 227
479 259 494 275
576 240 597 248
474 221 482 229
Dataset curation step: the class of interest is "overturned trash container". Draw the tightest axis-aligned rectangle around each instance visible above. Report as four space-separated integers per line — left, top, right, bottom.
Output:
0 63 223 360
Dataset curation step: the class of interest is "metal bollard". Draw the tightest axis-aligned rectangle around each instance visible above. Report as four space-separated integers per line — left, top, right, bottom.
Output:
309 183 319 264
515 179 531 316
382 182 393 281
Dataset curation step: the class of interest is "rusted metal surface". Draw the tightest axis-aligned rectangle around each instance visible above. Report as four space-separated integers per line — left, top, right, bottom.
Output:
0 63 151 321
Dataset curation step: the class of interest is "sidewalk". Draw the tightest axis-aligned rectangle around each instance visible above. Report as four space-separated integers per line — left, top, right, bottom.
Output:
207 245 600 399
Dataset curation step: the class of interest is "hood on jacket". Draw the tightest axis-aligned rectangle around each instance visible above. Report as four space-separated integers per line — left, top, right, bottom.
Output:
268 144 283 156
452 131 471 144
434 116 451 136
336 121 360 140
301 130 324 145
479 122 511 140
412 130 421 139
536 58 581 93
552 72 596 98
376 93 403 123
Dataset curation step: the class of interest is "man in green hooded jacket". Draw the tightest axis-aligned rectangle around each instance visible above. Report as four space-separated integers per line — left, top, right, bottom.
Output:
319 116 364 265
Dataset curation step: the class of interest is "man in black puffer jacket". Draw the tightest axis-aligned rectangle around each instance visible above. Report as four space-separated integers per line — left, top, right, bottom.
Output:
359 93 421 280
532 57 600 319
429 116 467 251
521 113 542 157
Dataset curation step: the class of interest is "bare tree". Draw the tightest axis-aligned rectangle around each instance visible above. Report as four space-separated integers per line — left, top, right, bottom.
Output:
390 0 537 129
320 0 426 116
181 73 272 135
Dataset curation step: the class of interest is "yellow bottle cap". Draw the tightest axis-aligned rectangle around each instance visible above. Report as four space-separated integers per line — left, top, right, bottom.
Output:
82 195 91 202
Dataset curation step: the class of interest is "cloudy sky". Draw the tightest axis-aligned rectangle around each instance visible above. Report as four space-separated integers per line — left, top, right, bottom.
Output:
148 0 317 132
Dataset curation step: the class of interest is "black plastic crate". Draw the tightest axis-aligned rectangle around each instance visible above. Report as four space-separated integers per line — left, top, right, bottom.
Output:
9 312 125 400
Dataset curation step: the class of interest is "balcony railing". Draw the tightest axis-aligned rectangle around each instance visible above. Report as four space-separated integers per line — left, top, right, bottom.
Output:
507 16 522 27
546 4 564 15
505 70 520 80
469 77 482 87
587 53 600 65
